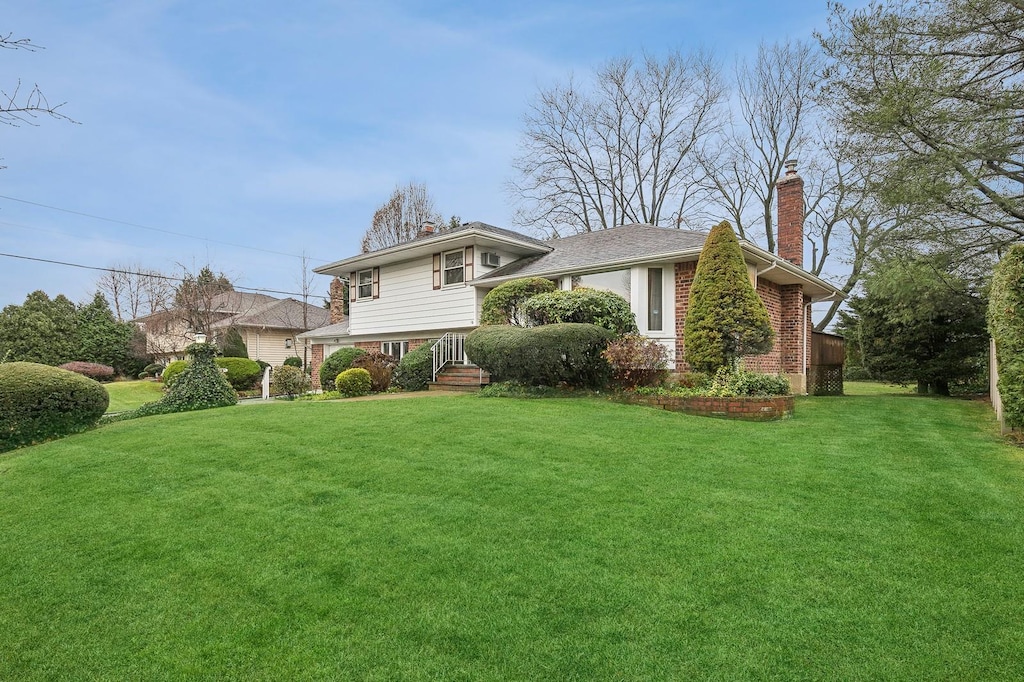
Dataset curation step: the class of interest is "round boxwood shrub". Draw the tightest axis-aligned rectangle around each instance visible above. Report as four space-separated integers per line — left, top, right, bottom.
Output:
0 362 109 452
480 277 557 325
523 287 638 336
271 365 311 398
320 347 368 391
215 357 262 390
283 356 303 369
393 341 435 392
162 360 188 387
465 323 613 387
336 367 372 397
141 362 165 378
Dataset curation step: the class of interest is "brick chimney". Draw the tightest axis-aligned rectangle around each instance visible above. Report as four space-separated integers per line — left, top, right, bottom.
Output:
777 159 804 267
329 276 346 323
418 221 436 238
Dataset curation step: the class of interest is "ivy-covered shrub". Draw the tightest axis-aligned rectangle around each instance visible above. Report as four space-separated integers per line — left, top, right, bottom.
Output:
393 341 435 392
351 350 396 392
601 334 668 388
989 244 1024 428
684 221 774 373
283 356 303 369
271 365 310 398
0 362 109 452
58 361 116 382
706 368 791 397
480 277 557 325
524 287 638 336
160 343 237 412
215 357 262 390
320 347 368 391
336 367 372 397
161 360 188 387
466 323 613 387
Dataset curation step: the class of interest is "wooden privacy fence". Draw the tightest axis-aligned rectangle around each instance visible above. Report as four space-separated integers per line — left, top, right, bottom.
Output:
808 331 844 395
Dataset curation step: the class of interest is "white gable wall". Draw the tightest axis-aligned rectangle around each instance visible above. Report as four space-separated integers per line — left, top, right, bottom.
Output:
349 256 478 335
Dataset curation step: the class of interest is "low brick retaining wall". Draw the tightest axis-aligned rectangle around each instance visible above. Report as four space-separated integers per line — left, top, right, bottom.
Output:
614 393 794 421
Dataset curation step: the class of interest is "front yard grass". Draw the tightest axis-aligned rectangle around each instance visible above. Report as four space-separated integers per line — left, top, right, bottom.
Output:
1 392 1021 679
103 379 165 412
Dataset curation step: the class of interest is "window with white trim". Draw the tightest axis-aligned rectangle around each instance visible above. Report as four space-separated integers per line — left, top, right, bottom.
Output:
648 268 663 331
382 341 410 360
443 250 465 285
357 269 373 299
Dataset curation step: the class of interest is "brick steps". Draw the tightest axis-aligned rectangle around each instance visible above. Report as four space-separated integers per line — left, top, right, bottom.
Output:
429 364 490 392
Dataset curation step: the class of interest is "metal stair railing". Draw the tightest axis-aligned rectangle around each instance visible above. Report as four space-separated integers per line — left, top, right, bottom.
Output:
431 332 468 382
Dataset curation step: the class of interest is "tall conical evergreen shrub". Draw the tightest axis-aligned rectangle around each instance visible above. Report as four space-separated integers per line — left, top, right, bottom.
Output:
684 221 774 373
988 244 1024 428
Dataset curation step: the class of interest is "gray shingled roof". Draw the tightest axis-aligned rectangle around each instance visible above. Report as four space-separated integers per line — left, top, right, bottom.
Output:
399 221 550 250
210 298 330 331
296 318 350 339
477 223 707 280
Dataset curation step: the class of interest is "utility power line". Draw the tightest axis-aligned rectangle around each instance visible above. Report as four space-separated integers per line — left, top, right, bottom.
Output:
0 251 308 298
0 193 331 263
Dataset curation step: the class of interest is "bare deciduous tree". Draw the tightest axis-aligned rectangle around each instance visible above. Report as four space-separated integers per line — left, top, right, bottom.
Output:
361 182 444 252
699 40 822 250
510 50 725 236
96 264 175 321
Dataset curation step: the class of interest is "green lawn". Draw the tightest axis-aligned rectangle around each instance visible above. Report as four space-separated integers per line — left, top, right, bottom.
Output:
1 392 1021 679
103 379 165 412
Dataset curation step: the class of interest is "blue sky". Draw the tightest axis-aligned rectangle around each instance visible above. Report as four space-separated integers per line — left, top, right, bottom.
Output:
2 0 845 310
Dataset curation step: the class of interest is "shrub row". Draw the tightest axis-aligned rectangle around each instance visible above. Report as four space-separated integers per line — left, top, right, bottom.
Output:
58 361 116 382
162 357 262 390
466 323 613 388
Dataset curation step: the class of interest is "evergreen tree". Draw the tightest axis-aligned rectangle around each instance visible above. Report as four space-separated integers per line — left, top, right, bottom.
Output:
220 327 249 358
76 292 137 373
0 291 79 365
842 253 988 395
684 221 774 373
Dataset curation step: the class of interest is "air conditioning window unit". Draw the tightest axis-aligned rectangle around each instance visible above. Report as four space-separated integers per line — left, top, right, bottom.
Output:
481 252 501 267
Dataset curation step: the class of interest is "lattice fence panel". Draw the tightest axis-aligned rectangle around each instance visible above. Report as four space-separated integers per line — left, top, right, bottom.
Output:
809 365 844 396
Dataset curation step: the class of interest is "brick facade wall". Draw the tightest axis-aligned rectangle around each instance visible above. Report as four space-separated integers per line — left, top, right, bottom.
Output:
310 344 325 390
777 172 804 267
672 264 809 388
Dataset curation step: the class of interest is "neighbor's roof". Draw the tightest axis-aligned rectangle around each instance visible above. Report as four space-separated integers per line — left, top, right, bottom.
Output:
210 298 330 331
476 223 707 281
130 290 279 323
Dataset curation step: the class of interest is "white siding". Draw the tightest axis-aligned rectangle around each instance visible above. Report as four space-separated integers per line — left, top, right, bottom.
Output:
349 256 479 335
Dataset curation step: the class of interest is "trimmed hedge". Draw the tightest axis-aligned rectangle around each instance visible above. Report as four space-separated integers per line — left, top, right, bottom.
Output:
336 368 372 397
0 362 109 452
480 277 557 325
465 323 613 387
215 357 262 390
162 360 188 387
524 287 638 336
393 341 434 392
320 347 368 391
283 356 303 369
58 361 116 382
989 244 1024 428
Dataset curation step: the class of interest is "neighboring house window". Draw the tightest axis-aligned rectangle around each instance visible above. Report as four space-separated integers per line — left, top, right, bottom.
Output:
443 250 464 286
382 341 409 360
648 268 663 331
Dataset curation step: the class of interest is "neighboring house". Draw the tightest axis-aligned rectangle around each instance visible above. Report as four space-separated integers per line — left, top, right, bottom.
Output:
300 163 843 393
135 291 329 366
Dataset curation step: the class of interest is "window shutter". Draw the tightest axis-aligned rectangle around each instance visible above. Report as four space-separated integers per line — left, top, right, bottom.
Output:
432 253 441 290
464 246 474 282
372 267 380 299
349 272 357 303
